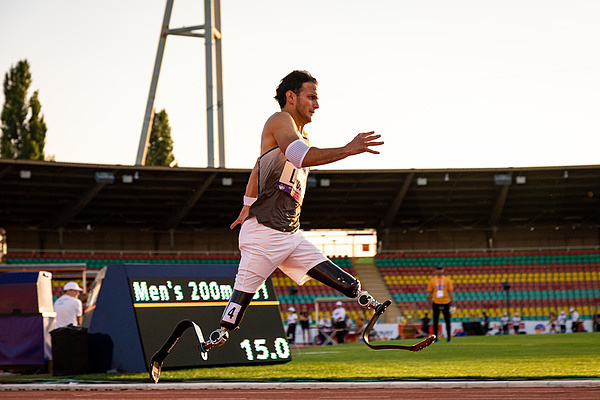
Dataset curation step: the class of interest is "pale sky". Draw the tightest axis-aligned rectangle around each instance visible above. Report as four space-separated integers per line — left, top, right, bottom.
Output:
1 0 599 170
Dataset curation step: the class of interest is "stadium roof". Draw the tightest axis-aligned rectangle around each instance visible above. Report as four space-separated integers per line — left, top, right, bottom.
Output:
2 159 600 235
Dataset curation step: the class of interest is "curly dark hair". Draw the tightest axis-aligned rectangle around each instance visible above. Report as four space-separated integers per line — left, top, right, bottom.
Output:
274 70 318 108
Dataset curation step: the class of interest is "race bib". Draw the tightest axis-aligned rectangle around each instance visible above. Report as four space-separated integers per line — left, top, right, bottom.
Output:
222 302 242 325
278 161 308 204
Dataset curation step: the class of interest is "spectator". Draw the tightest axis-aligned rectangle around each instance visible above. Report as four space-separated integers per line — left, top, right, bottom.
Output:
501 312 509 335
286 307 298 344
569 308 580 333
427 265 454 343
418 312 431 338
557 310 566 333
317 314 332 345
299 305 311 344
513 312 521 335
354 313 366 333
54 282 83 328
332 301 347 344
481 312 490 335
548 311 557 333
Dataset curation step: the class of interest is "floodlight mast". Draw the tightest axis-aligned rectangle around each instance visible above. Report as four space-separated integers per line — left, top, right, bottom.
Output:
136 0 225 168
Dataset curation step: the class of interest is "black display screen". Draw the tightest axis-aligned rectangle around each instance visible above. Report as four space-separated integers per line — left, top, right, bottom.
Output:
127 273 291 368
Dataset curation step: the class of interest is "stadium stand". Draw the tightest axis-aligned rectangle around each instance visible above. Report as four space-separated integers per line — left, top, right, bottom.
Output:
3 252 361 324
4 250 599 326
4 252 241 302
376 249 600 323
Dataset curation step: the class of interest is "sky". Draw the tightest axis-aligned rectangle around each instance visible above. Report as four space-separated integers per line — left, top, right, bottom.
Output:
1 0 599 170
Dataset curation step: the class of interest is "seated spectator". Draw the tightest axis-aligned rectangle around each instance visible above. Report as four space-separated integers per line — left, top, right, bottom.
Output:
417 312 430 338
317 315 332 345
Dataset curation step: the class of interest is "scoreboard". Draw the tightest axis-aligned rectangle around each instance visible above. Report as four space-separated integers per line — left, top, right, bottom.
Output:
83 264 290 372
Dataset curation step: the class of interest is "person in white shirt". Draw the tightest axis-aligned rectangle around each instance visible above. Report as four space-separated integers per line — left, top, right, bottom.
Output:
331 301 347 344
512 312 521 334
501 312 509 335
286 307 298 344
54 281 83 328
319 315 331 329
317 315 332 345
557 310 567 333
569 308 580 333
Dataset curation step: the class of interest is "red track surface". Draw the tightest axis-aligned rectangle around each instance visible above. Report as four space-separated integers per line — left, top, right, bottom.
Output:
2 387 600 399
2 382 600 400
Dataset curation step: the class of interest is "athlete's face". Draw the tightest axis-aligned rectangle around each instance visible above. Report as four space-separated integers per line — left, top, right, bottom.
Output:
294 82 319 124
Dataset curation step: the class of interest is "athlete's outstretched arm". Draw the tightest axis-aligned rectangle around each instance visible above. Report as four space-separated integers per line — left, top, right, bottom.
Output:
300 131 383 167
268 113 383 168
230 159 258 229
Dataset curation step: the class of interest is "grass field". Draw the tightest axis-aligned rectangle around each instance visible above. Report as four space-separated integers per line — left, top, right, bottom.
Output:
2 333 599 383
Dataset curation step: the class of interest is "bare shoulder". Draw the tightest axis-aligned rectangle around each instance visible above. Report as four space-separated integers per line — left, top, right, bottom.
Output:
261 111 298 153
263 111 295 130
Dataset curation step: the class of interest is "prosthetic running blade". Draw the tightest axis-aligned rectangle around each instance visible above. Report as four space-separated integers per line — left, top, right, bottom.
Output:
362 299 437 351
149 319 208 384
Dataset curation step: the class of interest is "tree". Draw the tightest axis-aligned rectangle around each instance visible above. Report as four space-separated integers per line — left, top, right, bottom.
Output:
145 109 175 166
1 60 47 160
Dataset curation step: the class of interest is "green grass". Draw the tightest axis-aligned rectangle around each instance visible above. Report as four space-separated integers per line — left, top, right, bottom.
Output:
2 333 599 383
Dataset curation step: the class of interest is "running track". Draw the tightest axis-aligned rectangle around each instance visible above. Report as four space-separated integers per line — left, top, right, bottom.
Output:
1 381 599 399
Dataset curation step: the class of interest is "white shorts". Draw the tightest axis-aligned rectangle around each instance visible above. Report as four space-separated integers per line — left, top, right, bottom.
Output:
234 217 328 293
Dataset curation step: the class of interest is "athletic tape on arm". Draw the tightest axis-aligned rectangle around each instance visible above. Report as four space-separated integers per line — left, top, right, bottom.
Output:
285 139 310 169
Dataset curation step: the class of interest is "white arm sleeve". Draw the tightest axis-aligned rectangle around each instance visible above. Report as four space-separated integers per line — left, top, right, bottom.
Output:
284 139 310 168
243 196 256 206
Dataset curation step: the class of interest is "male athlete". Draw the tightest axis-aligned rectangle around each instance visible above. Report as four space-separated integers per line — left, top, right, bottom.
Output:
204 70 385 349
427 264 454 343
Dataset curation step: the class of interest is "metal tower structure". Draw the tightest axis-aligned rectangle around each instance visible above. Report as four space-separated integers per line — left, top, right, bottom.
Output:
136 0 225 168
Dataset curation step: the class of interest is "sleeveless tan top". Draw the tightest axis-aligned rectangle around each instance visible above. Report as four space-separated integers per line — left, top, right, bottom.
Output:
249 143 310 232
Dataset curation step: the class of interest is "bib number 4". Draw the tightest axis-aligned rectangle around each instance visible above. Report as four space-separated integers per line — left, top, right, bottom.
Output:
222 302 242 325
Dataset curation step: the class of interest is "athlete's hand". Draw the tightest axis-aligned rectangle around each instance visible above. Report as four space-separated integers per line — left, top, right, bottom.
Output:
230 206 250 229
346 131 384 155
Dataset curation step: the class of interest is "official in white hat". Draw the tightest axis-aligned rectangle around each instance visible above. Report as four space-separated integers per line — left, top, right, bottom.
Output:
332 300 347 344
64 281 83 292
54 281 84 328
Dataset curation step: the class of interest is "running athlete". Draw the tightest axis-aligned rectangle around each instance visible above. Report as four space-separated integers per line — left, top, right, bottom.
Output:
204 70 384 349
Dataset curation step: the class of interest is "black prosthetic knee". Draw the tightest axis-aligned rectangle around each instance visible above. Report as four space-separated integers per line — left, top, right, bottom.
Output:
220 290 254 331
307 260 361 298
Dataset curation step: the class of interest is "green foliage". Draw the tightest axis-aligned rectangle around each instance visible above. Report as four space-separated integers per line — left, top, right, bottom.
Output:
145 109 175 166
1 59 47 160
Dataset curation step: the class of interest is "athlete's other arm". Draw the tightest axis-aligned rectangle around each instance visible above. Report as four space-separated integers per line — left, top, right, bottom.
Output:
230 158 258 229
266 113 383 168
